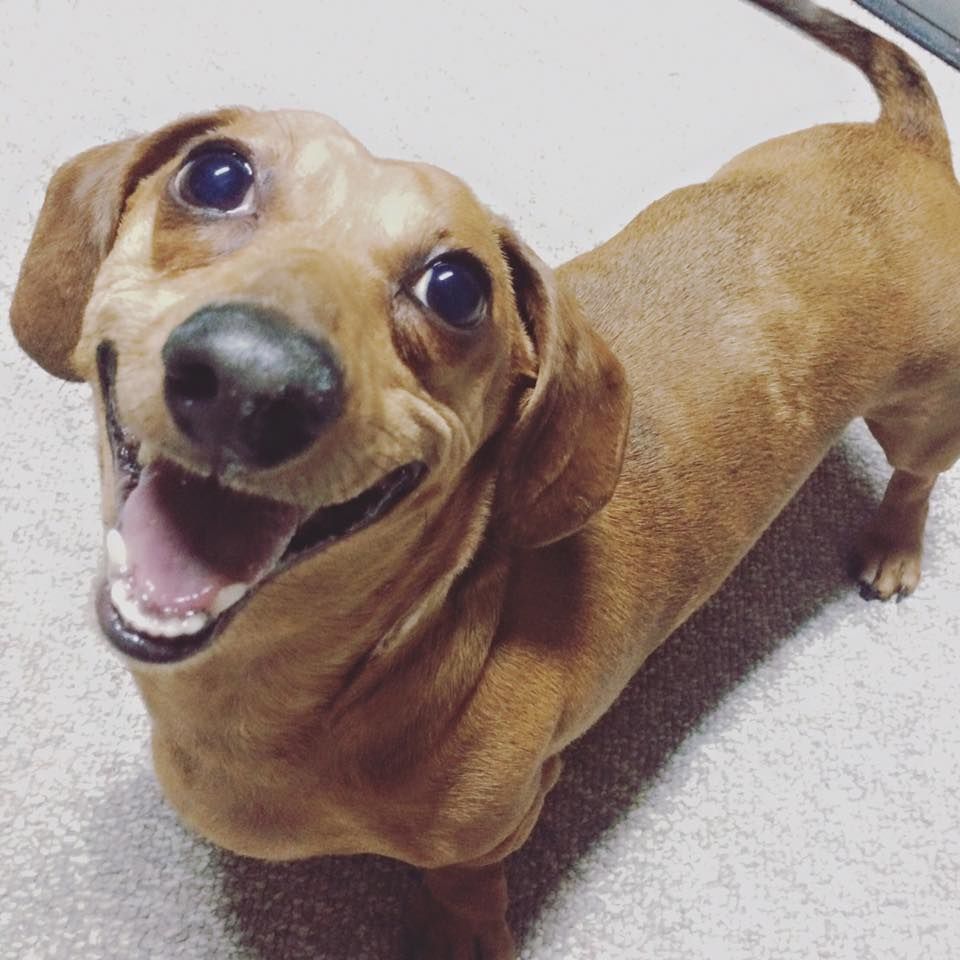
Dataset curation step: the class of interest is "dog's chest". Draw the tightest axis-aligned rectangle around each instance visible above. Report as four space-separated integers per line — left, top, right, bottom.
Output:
151 729 389 861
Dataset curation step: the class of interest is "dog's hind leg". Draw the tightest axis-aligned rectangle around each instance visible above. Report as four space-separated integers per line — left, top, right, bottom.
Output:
854 383 960 600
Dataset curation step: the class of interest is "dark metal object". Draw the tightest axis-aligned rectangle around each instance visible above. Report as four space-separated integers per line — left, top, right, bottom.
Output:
854 0 960 71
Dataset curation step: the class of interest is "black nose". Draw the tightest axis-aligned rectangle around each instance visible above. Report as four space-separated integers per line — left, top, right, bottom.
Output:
162 303 344 469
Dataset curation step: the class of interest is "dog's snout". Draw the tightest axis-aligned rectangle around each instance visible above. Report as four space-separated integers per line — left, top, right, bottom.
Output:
162 303 344 469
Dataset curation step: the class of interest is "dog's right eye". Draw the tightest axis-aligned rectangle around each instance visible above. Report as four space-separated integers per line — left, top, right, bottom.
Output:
174 147 254 213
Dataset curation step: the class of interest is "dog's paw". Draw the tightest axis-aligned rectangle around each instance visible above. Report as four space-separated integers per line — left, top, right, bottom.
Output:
403 875 515 960
402 916 515 960
852 532 923 601
852 468 937 602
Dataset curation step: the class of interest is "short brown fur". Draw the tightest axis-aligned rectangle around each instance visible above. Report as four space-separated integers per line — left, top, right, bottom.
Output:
10 2 960 956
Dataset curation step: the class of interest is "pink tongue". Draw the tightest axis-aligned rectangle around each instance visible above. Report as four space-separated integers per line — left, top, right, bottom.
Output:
118 461 300 616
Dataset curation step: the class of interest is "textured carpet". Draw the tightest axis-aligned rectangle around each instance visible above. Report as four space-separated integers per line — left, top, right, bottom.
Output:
2 2 959 958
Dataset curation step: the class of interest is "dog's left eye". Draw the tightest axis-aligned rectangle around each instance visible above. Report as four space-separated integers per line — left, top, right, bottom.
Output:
411 256 489 330
174 147 254 212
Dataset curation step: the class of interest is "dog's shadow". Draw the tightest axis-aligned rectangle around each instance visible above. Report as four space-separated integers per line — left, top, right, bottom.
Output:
214 438 881 959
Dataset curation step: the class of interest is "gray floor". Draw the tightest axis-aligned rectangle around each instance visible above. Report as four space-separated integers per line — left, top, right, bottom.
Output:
2 2 960 959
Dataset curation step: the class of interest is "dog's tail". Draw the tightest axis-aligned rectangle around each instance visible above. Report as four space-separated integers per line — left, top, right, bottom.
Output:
745 0 951 164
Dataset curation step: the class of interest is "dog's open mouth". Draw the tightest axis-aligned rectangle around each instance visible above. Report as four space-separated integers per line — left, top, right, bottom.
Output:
95 343 426 665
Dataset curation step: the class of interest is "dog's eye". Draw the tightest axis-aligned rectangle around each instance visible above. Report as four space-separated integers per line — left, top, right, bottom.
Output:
174 147 254 212
411 256 489 330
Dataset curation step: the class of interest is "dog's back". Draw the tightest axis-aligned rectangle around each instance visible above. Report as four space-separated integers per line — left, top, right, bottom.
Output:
550 0 960 692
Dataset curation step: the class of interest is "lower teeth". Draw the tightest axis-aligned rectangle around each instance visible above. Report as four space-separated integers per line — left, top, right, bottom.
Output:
105 528 251 640
110 579 210 639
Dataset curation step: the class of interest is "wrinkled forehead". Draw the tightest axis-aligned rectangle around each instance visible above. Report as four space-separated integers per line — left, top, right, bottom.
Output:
203 109 500 264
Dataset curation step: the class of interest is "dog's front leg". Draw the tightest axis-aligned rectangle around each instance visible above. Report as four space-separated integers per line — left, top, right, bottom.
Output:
403 753 564 959
405 860 514 960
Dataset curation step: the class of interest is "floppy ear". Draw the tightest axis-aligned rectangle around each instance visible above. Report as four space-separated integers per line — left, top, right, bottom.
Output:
494 227 631 548
10 109 243 380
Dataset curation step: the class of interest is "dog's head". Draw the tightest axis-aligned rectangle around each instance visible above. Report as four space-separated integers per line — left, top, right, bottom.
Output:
11 109 629 668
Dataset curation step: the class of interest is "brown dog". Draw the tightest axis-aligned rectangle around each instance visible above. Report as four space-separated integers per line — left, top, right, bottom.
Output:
10 1 960 956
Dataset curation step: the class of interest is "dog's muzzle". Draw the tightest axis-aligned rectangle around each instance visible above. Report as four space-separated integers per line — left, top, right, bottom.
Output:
95 325 425 665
